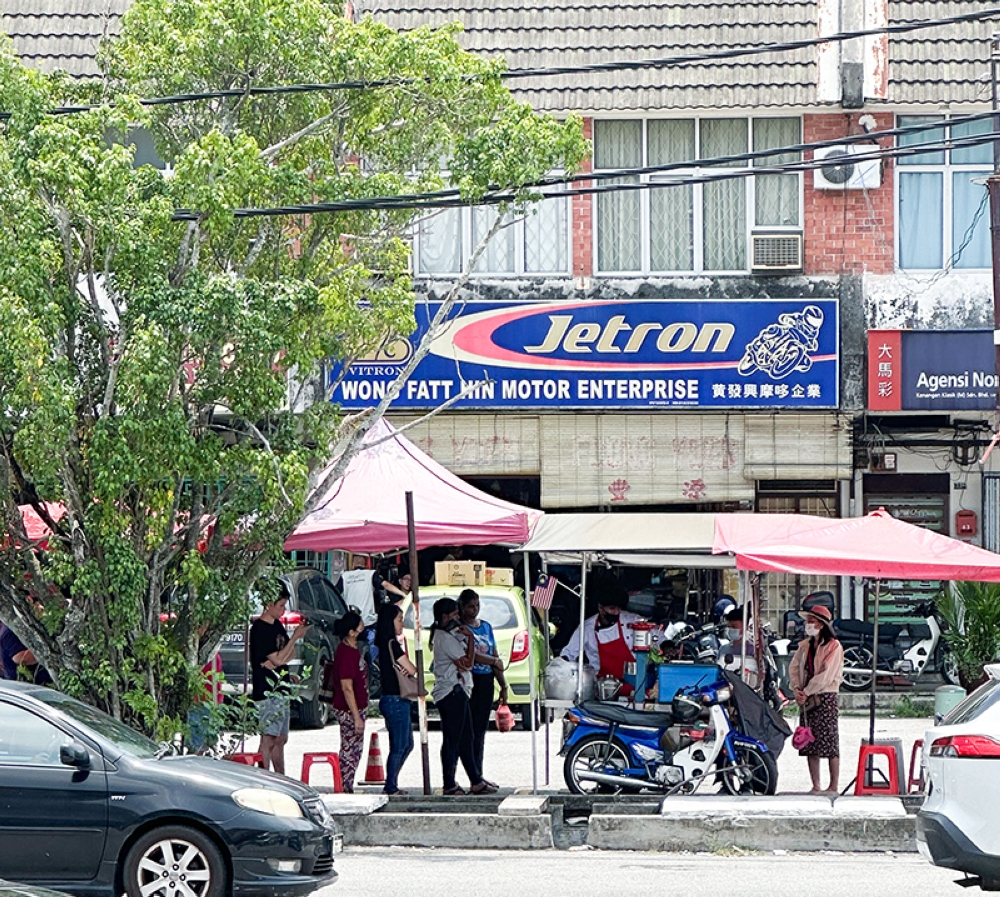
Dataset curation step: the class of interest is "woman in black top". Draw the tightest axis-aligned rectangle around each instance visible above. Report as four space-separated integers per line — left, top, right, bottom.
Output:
375 604 418 795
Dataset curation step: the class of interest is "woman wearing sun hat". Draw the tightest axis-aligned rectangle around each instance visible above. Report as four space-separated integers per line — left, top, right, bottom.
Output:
789 605 845 794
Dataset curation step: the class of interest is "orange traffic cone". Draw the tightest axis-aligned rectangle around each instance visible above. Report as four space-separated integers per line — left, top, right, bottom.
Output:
362 731 386 785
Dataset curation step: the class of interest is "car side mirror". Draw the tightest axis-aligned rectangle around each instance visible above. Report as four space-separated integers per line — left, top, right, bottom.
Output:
60 741 91 769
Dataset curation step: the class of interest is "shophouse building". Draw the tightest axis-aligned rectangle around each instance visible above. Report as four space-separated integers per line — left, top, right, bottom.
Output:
6 0 1000 623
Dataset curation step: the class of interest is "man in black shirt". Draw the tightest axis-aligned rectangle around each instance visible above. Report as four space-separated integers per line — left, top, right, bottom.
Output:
250 587 309 774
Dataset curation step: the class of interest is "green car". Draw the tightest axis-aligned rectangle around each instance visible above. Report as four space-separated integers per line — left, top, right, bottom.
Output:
398 585 547 728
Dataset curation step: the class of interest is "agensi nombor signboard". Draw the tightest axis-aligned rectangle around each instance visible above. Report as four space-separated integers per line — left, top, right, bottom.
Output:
330 299 840 410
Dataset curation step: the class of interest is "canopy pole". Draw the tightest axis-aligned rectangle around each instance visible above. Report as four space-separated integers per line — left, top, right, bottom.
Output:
541 558 550 787
869 578 881 747
740 572 750 684
405 491 431 795
577 552 588 703
523 550 537 794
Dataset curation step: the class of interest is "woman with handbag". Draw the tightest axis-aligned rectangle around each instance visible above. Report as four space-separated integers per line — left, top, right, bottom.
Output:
789 605 845 794
429 598 497 796
329 611 368 793
458 589 507 787
375 603 417 795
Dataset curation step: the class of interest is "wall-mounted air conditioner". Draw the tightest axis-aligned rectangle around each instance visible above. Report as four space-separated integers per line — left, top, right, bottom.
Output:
813 144 882 190
751 231 803 274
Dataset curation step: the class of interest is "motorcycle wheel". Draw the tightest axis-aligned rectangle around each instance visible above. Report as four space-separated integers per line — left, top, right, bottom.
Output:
940 650 961 686
563 734 632 795
841 645 875 692
720 744 778 796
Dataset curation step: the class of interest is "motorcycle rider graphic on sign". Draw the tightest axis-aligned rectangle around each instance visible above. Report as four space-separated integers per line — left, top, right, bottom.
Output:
738 305 824 381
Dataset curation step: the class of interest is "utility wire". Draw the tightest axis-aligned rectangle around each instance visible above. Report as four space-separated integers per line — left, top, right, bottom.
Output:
3 6 999 119
169 117 1000 220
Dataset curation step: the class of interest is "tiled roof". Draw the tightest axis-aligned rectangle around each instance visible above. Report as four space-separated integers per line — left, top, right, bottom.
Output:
3 0 995 108
359 0 998 112
3 1 128 78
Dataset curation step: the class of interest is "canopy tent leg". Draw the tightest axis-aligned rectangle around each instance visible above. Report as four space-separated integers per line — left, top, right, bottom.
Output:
577 552 588 704
869 578 881 747
405 491 432 795
523 549 538 794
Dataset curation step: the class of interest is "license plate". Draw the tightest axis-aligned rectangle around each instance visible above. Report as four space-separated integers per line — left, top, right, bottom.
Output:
223 632 245 646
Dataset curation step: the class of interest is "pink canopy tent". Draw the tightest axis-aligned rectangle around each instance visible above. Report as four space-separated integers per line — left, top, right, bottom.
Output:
713 508 1000 582
15 502 67 543
285 419 543 553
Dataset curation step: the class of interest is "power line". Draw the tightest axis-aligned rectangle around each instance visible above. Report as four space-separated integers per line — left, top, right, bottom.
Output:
174 112 998 221
3 6 999 119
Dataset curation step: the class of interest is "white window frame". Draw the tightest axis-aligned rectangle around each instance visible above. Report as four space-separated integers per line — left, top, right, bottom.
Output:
894 114 993 272
413 190 573 278
591 117 803 276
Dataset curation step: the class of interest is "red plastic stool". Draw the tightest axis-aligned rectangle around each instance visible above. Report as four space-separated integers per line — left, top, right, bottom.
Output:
854 743 901 796
301 752 343 792
907 739 925 793
228 752 264 767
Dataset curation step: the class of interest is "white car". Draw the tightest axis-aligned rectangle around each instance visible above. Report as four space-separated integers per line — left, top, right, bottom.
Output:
917 663 1000 891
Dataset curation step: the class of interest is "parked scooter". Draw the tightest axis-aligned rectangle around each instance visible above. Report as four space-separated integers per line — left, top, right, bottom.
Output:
837 601 958 691
561 670 786 795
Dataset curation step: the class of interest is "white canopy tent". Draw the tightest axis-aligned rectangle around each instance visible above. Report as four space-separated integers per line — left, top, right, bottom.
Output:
516 512 811 791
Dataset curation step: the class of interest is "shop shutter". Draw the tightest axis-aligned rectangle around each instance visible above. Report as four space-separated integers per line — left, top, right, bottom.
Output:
387 414 540 476
743 413 851 480
539 414 754 508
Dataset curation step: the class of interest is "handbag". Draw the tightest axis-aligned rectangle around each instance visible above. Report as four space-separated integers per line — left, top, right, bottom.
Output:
791 707 815 750
394 659 420 700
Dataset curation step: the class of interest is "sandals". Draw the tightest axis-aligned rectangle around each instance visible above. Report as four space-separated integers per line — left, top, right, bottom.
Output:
443 785 467 796
471 779 499 795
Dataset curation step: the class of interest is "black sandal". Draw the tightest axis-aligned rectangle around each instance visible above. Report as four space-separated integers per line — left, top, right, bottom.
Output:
443 785 467 795
471 779 498 794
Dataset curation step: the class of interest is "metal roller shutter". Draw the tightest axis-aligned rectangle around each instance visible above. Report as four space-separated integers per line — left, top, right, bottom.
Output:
539 414 754 508
743 413 851 480
387 414 540 476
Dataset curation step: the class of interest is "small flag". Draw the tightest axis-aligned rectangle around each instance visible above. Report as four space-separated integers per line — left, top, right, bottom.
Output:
531 572 557 610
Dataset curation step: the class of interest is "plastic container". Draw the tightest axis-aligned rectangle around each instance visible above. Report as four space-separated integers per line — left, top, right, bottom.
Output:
657 662 720 702
934 684 967 722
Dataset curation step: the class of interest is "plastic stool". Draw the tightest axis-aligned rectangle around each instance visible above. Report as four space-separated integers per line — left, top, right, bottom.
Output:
854 742 901 796
229 752 264 767
908 739 925 794
301 752 343 792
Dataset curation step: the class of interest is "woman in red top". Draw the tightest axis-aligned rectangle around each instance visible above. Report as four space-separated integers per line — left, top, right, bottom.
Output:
331 611 368 793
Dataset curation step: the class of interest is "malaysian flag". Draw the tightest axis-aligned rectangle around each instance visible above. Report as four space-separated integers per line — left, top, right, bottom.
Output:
531 572 557 610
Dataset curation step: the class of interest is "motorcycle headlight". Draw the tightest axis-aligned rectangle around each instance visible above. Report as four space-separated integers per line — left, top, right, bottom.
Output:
232 788 304 818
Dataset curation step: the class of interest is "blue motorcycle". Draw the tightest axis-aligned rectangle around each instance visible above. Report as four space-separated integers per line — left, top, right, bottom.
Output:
560 669 788 795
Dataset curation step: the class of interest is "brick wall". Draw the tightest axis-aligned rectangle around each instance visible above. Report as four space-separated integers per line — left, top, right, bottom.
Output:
804 112 894 276
572 118 594 278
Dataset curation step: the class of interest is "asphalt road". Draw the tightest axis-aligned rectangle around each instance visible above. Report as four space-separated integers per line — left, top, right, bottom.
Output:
277 711 937 795
321 848 964 897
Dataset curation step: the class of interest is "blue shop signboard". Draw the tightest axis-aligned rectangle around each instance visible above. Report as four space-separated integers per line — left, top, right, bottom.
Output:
330 298 839 410
890 330 997 411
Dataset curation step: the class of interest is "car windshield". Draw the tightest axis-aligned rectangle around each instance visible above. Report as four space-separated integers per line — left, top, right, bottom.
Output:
30 689 159 758
404 594 520 630
941 678 1000 726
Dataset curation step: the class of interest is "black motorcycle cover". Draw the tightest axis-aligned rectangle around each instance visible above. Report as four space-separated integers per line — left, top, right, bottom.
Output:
723 670 791 758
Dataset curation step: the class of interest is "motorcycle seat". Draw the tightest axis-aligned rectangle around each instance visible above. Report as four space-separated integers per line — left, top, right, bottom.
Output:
579 700 674 728
835 619 902 642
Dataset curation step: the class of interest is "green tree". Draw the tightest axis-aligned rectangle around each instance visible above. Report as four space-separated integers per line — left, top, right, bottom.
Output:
0 0 585 732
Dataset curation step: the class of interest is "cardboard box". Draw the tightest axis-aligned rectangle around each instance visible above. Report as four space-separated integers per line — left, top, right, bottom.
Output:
485 567 514 586
434 560 486 587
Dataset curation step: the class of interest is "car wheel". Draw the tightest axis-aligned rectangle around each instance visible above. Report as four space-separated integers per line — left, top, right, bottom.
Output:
298 654 330 729
124 825 226 897
841 645 875 692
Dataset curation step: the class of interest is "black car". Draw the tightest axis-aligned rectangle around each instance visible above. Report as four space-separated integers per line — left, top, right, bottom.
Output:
219 568 350 728
0 682 337 897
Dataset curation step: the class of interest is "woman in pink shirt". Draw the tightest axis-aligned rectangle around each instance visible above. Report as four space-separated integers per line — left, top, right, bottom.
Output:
331 611 368 793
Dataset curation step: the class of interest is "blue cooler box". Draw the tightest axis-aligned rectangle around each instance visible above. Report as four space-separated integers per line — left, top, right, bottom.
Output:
657 662 720 702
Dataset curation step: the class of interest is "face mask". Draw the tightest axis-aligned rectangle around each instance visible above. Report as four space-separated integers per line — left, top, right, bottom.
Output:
601 611 620 625
804 623 820 637
725 627 741 642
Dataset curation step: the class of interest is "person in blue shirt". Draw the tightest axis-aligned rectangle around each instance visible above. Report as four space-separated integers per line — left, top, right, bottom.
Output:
458 589 508 784
0 621 52 684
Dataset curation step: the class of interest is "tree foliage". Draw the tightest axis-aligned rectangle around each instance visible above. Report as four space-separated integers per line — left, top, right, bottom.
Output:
0 0 586 731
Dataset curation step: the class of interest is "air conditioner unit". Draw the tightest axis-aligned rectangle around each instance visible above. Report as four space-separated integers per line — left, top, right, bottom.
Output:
813 144 882 190
751 231 803 274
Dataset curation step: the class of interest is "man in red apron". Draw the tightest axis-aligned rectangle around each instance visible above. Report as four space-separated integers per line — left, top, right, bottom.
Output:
562 601 645 696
